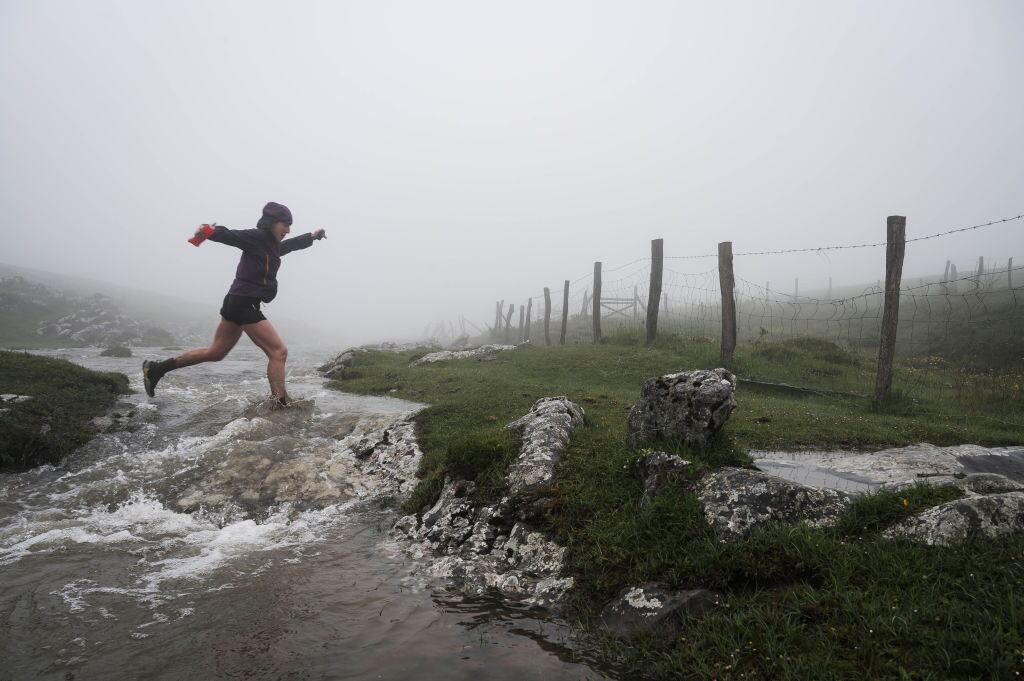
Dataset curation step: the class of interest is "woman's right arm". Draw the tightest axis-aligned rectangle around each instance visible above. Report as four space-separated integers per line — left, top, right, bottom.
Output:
206 225 264 251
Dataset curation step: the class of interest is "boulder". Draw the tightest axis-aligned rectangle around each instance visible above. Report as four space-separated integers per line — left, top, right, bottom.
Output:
626 369 737 450
318 350 355 379
634 451 690 504
884 492 1024 546
505 397 586 497
599 584 720 636
698 467 852 538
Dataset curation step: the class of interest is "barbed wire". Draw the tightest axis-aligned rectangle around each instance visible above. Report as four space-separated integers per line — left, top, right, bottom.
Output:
663 213 1023 260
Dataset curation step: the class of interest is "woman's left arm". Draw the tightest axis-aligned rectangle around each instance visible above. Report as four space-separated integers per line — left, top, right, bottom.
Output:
280 230 325 255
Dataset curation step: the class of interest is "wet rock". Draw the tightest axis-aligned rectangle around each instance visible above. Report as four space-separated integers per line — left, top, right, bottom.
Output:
884 492 1024 546
90 411 136 433
411 344 517 367
318 350 355 379
420 479 477 550
505 397 586 497
425 522 576 608
173 410 424 515
635 451 690 504
626 368 737 450
392 514 419 538
242 397 315 419
393 397 586 609
90 416 114 432
698 467 852 538
599 584 720 636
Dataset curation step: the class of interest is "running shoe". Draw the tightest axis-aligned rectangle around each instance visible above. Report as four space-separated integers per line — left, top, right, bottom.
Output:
143 360 161 397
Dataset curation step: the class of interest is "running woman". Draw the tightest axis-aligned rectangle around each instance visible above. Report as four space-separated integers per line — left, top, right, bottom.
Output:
143 202 326 405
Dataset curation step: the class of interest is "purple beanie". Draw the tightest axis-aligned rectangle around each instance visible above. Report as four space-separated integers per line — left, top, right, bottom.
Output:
257 201 292 230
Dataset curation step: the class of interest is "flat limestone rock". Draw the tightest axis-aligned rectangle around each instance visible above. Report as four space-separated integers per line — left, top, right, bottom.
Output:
505 397 586 497
599 584 720 636
884 492 1024 546
410 344 516 366
698 467 852 538
626 369 736 450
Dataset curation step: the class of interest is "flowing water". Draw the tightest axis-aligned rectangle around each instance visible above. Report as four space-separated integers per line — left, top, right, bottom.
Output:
0 347 611 681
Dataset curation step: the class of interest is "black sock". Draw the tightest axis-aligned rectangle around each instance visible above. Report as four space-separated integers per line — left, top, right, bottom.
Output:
152 358 177 377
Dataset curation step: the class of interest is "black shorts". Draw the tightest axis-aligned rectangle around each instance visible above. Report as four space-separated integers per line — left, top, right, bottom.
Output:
220 294 267 326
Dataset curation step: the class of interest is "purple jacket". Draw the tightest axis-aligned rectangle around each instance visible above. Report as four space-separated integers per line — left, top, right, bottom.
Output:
207 226 314 303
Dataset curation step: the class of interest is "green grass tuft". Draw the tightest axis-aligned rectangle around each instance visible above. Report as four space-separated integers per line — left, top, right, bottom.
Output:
0 350 130 470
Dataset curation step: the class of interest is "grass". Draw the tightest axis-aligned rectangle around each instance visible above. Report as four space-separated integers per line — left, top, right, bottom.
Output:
327 336 1024 680
0 350 131 470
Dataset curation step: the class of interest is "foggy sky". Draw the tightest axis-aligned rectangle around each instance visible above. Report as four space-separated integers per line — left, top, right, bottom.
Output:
1 1 1021 345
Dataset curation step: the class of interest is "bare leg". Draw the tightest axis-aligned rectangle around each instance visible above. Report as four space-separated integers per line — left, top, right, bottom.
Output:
243 320 288 401
175 319 244 368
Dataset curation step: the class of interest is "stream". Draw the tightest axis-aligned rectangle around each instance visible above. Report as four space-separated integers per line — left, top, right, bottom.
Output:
0 346 611 681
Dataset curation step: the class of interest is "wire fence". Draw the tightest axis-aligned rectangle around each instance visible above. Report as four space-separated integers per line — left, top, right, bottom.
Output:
431 213 1022 417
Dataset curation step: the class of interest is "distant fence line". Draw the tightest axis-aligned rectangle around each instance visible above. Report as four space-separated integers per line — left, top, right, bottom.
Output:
438 213 1023 407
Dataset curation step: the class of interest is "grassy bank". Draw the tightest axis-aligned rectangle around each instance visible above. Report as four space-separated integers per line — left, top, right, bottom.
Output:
0 350 131 470
327 337 1024 680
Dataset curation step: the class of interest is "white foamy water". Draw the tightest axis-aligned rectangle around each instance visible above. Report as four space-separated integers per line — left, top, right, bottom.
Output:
0 346 611 681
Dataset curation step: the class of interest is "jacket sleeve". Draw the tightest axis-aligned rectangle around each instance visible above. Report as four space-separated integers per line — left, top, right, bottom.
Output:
280 232 315 256
207 226 267 252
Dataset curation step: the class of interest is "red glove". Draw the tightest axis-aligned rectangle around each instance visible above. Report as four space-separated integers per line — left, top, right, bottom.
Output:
188 224 216 247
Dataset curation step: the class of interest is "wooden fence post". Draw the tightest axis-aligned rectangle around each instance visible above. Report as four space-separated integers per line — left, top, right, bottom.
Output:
646 238 663 345
560 280 569 345
949 264 958 293
543 287 552 346
873 215 907 409
518 305 525 341
592 262 602 343
718 241 736 368
494 301 501 339
581 289 590 318
504 304 514 342
525 298 533 342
